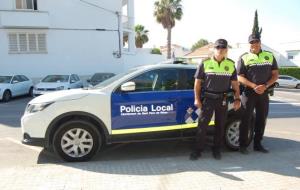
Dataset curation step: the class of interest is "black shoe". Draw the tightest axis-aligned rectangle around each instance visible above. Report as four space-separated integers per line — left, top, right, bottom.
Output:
239 147 249 154
254 144 269 153
190 151 201 160
212 149 221 160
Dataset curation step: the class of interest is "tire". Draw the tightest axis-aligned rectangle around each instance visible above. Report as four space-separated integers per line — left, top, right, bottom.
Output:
3 90 11 102
28 87 34 97
53 120 101 162
274 82 279 88
296 84 300 89
225 115 254 150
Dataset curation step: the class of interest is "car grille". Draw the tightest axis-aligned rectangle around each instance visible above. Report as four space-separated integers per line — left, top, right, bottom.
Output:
36 88 56 91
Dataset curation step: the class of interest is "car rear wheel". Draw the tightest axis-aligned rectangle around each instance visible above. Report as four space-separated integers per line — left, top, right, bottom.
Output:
53 120 101 162
3 90 11 102
28 87 34 97
296 84 300 89
225 116 254 150
274 82 279 88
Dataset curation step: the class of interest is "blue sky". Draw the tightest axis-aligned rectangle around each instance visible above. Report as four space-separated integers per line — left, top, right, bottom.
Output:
134 0 300 49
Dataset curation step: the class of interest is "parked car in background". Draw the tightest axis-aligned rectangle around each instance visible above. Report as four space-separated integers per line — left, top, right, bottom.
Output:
0 75 34 102
87 73 115 86
275 75 300 89
33 74 83 96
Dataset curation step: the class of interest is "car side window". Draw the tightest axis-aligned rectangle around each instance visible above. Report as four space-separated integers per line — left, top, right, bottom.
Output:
70 75 76 82
74 75 80 81
120 69 180 92
130 70 160 92
185 69 196 90
12 75 21 83
20 75 29 81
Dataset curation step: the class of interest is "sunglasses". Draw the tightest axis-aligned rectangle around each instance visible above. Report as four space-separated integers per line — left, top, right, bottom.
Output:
250 40 260 44
215 46 227 49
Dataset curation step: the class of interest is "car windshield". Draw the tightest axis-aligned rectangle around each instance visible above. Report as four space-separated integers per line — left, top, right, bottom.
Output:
0 76 12 83
42 75 69 83
91 73 115 82
94 68 138 89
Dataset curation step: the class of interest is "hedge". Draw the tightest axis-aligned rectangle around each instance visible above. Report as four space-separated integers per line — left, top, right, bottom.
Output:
279 67 300 79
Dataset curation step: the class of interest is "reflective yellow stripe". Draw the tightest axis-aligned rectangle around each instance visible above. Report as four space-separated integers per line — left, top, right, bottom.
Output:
111 121 215 135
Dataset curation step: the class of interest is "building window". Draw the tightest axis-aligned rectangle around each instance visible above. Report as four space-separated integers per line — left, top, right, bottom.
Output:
8 33 47 54
16 0 38 10
288 55 294 60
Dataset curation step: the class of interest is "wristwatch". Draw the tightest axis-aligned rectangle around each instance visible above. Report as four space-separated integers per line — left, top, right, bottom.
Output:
234 98 241 102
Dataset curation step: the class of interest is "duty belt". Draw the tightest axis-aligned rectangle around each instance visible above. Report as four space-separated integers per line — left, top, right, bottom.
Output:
203 91 226 99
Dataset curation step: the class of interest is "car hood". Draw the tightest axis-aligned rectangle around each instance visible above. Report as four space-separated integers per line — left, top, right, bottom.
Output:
35 82 69 89
29 89 90 104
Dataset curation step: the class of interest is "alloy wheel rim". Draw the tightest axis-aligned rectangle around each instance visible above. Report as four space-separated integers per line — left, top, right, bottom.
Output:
61 128 94 158
227 121 241 147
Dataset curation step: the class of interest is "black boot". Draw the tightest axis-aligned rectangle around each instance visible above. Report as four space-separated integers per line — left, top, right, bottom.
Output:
254 143 269 153
190 150 201 160
212 148 221 160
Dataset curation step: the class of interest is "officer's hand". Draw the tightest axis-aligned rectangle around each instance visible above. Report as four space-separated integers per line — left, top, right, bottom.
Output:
233 100 241 111
254 85 266 94
194 99 202 108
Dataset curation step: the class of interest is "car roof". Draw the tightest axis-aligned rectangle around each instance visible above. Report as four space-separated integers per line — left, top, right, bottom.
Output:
135 63 197 70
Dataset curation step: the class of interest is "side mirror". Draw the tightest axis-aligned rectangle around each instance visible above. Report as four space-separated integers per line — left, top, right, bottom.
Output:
12 80 19 84
70 80 75 83
121 81 136 92
87 79 91 83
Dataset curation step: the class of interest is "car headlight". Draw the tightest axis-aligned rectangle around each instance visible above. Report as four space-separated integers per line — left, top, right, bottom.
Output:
56 86 65 90
26 102 54 114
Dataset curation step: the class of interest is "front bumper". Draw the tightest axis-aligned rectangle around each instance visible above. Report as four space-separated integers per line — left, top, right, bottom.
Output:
22 133 45 147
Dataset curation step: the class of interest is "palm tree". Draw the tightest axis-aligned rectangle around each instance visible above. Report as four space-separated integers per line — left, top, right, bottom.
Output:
154 0 183 59
135 24 149 48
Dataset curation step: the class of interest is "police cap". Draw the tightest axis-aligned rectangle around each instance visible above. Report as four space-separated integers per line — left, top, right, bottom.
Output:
248 34 261 43
214 39 228 49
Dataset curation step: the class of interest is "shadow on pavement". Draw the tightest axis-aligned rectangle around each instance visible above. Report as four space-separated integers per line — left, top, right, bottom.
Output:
0 96 31 128
37 136 300 181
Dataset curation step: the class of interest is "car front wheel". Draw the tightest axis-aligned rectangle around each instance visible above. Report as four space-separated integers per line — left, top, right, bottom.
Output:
225 116 254 150
53 120 101 162
296 84 300 89
3 90 11 102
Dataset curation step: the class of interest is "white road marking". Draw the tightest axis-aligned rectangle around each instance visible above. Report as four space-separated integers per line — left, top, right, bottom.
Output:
5 137 43 152
270 103 300 105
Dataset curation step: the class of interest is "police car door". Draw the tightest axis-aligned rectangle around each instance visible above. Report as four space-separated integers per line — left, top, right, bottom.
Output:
111 68 182 141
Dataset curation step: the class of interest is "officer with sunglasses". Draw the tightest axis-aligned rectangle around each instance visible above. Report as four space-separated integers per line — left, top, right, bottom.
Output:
190 39 241 160
237 34 279 154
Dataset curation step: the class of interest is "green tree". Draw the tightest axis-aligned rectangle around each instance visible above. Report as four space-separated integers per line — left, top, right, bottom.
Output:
135 24 149 48
154 0 183 59
252 10 262 38
151 48 162 55
191 39 209 51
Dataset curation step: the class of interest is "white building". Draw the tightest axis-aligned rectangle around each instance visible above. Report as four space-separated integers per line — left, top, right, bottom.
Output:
160 44 190 59
0 0 164 78
278 41 300 67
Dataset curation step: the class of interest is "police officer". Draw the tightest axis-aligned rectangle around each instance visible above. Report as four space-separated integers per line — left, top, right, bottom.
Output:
190 39 241 160
237 34 279 154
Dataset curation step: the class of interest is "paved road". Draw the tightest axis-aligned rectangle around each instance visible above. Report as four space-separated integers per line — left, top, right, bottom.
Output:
0 89 299 190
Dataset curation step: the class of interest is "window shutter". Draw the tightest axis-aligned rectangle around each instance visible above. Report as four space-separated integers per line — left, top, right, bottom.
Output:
19 33 28 52
28 34 37 52
8 33 18 53
37 34 47 52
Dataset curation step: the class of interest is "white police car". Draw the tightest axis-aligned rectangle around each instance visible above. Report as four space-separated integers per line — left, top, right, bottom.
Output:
21 64 253 162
